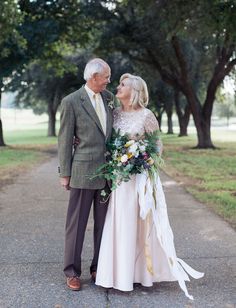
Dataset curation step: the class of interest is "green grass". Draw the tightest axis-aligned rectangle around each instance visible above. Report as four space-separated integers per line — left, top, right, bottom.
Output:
1 128 57 168
4 128 57 145
0 145 49 187
0 147 43 167
0 128 57 187
161 133 236 228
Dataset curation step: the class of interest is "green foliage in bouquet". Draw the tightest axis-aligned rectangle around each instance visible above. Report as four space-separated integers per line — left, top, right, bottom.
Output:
91 129 163 193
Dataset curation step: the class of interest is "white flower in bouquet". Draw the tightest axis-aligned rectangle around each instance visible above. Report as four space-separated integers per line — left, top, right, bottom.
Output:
139 144 146 152
120 154 128 163
129 143 138 155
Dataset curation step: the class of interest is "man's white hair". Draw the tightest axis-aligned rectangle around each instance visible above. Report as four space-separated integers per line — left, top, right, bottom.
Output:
84 58 110 81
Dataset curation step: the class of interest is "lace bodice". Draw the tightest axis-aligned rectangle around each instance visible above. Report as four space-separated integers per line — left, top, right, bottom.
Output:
113 107 159 137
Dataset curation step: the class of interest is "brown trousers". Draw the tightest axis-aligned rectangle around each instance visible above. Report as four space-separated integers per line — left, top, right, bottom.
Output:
63 188 108 277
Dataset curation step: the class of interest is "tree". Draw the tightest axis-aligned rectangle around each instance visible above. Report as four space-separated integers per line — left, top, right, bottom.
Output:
1 0 90 144
149 80 175 134
174 90 191 136
215 80 236 126
92 0 236 148
0 0 25 146
11 54 90 136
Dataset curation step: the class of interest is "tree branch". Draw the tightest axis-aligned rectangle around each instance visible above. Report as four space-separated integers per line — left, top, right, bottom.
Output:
204 51 236 117
171 35 188 82
146 47 182 90
224 57 236 76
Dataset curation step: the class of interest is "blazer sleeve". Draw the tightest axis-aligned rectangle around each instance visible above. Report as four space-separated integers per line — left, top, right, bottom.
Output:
58 98 75 177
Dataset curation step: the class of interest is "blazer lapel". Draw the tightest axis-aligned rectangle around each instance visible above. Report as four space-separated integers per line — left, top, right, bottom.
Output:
101 92 113 140
79 87 104 135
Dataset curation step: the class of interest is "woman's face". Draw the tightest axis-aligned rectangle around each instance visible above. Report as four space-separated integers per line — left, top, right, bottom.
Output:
116 78 132 104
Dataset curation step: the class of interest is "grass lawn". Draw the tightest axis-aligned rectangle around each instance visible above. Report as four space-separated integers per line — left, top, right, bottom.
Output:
161 133 236 228
0 129 57 187
4 128 57 145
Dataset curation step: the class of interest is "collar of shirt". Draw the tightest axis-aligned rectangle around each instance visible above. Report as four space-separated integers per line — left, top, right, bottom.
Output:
84 84 102 108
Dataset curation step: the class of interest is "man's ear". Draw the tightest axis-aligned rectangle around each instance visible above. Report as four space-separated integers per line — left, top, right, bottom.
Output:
93 73 98 81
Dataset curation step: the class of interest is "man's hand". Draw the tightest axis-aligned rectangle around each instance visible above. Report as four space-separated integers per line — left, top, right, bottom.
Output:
60 176 71 191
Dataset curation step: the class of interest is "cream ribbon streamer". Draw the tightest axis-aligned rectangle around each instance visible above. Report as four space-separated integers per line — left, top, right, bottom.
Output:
136 172 204 300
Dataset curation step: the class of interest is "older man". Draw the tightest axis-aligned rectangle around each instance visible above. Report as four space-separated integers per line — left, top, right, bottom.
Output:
58 58 114 291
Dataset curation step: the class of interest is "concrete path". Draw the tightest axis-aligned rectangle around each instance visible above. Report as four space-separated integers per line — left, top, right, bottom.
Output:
0 156 235 308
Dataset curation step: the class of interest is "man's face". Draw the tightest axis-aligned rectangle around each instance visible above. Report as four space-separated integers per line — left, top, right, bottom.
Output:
94 67 111 92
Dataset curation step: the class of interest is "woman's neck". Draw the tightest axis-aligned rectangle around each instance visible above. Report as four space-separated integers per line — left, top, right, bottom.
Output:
121 105 133 112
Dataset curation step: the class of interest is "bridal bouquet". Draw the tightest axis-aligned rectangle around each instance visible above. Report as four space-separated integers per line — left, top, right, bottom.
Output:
91 129 163 198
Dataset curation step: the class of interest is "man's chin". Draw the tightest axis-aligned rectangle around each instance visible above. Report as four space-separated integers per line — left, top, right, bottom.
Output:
102 85 108 91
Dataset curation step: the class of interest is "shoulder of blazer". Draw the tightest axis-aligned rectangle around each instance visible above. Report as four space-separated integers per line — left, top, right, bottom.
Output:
101 89 114 102
61 89 78 104
101 90 114 104
61 87 86 106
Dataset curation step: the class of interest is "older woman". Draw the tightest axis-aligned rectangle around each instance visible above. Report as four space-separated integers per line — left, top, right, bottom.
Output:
95 73 203 299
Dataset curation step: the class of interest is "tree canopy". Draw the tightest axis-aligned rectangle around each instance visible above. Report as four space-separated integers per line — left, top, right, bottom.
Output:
1 0 236 148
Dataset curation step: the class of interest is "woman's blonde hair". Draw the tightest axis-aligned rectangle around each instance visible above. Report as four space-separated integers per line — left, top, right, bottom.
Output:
120 73 149 109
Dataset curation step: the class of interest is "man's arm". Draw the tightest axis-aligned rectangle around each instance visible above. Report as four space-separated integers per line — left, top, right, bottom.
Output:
58 98 75 189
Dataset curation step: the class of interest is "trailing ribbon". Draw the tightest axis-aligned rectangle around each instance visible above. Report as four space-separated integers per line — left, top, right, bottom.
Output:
136 172 204 300
144 211 154 275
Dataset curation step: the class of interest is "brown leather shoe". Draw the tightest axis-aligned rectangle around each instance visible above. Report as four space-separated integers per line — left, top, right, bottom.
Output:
66 276 81 291
91 271 96 283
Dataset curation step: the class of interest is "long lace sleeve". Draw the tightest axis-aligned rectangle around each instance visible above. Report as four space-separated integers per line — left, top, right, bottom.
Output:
144 110 163 155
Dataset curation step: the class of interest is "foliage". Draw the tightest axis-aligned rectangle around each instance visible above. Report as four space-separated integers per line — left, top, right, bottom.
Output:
90 0 236 148
91 128 163 193
1 0 97 141
11 56 81 113
0 1 25 58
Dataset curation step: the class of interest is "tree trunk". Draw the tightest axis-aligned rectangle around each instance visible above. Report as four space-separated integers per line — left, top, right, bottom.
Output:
174 90 190 136
166 110 174 134
158 115 162 131
47 88 62 137
183 86 215 148
157 109 164 132
47 104 56 137
178 106 190 137
0 119 6 146
0 89 6 146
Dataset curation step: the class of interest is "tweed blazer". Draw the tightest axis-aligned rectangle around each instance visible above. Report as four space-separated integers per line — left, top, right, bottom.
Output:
58 86 114 189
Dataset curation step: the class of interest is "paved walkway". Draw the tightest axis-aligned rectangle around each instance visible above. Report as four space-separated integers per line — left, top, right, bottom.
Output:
0 156 235 308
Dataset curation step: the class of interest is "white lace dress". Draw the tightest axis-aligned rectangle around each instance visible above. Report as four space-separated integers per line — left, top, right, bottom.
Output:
95 107 203 299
